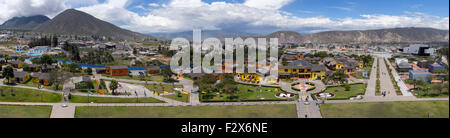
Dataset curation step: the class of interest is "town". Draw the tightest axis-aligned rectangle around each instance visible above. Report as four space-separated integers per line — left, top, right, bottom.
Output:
1 28 448 118
0 0 448 119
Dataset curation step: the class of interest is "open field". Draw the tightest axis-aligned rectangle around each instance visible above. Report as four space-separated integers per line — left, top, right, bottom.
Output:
144 84 183 93
316 84 366 100
0 105 52 118
69 95 165 103
20 80 63 91
0 86 62 103
75 104 297 118
320 101 449 118
163 94 189 102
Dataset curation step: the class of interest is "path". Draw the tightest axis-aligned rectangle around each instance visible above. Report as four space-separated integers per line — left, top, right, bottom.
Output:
179 79 200 105
100 76 182 85
50 103 75 118
325 97 448 103
378 57 397 97
384 58 414 96
364 57 377 97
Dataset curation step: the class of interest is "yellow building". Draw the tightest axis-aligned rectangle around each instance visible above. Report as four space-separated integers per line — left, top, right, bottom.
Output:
279 60 327 80
325 58 360 73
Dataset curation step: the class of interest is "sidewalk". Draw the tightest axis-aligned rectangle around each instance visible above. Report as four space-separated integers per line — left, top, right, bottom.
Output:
384 58 414 96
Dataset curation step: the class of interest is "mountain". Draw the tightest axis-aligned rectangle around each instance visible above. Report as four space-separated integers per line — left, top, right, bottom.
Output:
0 15 50 31
268 27 449 44
33 9 152 41
150 30 260 41
266 31 303 44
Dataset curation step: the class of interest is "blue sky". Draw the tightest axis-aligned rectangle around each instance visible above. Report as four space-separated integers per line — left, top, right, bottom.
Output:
122 0 449 18
1 0 449 34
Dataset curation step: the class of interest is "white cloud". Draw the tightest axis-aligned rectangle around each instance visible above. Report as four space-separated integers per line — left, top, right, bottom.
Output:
0 0 448 34
0 0 68 23
244 0 293 10
0 0 101 24
148 3 160 7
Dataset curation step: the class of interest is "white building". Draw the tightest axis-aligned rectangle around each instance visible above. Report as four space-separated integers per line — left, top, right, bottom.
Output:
395 58 408 65
403 44 435 56
28 46 50 55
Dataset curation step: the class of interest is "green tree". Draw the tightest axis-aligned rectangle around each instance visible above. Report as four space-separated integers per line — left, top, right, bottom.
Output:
194 74 218 93
19 56 25 62
86 67 93 75
432 84 444 96
109 80 119 95
344 83 351 91
49 71 71 91
68 64 81 73
412 79 425 89
40 54 56 66
161 68 173 78
4 55 11 63
22 63 30 72
2 66 14 84
331 71 348 84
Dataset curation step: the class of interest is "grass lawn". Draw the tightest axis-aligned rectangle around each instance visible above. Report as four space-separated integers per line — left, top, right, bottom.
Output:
0 86 62 103
351 71 368 79
144 84 183 93
69 95 165 103
0 105 52 118
200 84 296 102
75 104 297 118
163 94 189 102
20 80 63 91
320 101 449 118
317 84 366 100
71 80 109 95
106 75 165 82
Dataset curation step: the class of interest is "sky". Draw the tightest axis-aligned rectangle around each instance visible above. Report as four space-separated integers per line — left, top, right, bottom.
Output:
0 0 448 34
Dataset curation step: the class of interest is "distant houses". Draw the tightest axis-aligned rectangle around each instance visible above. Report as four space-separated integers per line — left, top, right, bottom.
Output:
31 73 51 86
409 70 432 82
13 71 30 84
428 63 446 73
28 46 50 56
9 60 23 68
105 65 129 76
397 62 413 72
146 66 161 74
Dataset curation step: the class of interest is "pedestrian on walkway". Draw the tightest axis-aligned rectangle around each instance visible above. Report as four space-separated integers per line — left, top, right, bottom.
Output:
305 114 308 118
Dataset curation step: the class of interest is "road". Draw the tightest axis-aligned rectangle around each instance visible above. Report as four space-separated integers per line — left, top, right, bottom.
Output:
378 57 397 97
384 58 414 96
364 57 377 97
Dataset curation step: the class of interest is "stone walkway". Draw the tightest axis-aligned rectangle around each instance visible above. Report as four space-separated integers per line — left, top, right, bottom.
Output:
364 58 377 97
384 58 414 96
50 103 75 118
378 57 397 97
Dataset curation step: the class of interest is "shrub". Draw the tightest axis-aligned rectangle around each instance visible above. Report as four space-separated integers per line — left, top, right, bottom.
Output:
345 84 351 91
